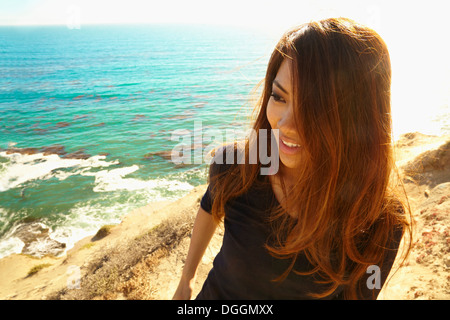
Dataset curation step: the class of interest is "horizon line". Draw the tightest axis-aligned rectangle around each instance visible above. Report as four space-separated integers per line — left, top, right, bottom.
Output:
0 21 275 28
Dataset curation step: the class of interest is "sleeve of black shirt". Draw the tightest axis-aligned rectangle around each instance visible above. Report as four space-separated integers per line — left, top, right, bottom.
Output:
200 184 213 214
200 144 234 214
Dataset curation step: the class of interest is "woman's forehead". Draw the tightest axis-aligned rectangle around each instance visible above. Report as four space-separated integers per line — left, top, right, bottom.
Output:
273 59 292 92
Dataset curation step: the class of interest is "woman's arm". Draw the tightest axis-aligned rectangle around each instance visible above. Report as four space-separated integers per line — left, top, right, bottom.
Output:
172 206 218 300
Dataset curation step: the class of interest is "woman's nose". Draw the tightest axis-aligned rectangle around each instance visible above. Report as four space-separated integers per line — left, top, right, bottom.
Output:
277 105 297 133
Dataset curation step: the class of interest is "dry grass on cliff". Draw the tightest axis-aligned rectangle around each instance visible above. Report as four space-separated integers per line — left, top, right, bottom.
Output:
48 210 195 300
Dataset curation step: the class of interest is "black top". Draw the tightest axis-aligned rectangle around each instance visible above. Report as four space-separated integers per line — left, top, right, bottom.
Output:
196 147 402 300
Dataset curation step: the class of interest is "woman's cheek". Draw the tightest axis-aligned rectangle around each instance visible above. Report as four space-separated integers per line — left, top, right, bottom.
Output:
266 101 279 129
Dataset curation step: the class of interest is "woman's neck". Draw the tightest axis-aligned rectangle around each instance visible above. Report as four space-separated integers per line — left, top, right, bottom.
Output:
277 166 300 190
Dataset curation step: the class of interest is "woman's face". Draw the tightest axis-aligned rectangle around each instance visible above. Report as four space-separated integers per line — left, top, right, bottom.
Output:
266 59 303 171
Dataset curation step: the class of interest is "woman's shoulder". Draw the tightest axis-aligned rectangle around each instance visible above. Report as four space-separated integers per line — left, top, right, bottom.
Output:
208 140 245 176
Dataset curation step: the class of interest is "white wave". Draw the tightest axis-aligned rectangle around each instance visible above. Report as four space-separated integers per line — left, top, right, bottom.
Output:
0 202 124 259
0 207 9 227
0 157 199 259
0 236 24 259
154 178 195 192
49 200 130 253
0 151 119 192
0 177 196 259
0 209 23 259
80 164 194 193
46 178 194 254
22 237 63 258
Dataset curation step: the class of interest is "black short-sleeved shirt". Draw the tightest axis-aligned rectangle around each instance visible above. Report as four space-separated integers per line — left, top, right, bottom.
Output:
196 146 402 300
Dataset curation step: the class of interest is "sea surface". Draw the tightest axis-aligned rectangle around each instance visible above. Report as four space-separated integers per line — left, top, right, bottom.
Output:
0 24 275 258
0 24 448 259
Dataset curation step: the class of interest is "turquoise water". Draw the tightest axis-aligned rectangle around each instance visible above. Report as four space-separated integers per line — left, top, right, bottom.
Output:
0 24 276 258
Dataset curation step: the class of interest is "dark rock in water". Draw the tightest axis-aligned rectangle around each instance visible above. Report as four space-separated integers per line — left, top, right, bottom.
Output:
55 121 71 128
4 148 16 154
73 114 89 121
12 222 49 244
33 128 48 134
174 163 196 169
162 115 190 120
144 150 177 161
3 144 69 157
62 149 91 160
144 143 210 162
22 148 39 155
12 222 66 258
6 147 40 155
39 144 67 156
132 114 146 121
21 238 66 258
194 102 207 108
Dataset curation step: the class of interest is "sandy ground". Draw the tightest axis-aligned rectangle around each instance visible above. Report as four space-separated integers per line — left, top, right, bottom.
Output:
0 132 449 300
378 133 450 299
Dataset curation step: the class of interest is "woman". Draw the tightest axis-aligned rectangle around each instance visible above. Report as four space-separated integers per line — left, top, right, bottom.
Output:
173 17 412 300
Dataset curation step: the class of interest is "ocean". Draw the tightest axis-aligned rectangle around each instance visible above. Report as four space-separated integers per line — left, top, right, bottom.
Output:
0 24 448 259
0 24 275 258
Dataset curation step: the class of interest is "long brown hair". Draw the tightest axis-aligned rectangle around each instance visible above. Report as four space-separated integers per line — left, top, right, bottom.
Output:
207 17 412 299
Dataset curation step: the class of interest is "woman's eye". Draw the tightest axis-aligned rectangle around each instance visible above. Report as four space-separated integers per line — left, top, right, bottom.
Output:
270 92 285 103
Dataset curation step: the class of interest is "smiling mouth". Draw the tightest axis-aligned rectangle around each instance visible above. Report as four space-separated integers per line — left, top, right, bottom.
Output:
281 138 301 148
279 137 302 155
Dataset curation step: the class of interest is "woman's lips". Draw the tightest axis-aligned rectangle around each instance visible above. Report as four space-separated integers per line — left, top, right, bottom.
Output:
279 135 302 155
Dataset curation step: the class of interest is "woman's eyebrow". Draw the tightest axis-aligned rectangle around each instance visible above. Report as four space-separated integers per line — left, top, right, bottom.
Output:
272 80 288 94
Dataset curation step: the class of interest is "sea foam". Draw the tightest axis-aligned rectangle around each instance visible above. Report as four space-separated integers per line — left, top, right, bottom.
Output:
0 151 119 192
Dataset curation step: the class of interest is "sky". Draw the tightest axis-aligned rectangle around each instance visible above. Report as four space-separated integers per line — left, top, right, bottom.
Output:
0 0 438 30
0 0 448 137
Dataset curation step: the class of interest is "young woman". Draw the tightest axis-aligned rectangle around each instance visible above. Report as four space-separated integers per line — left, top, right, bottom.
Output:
173 17 412 300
